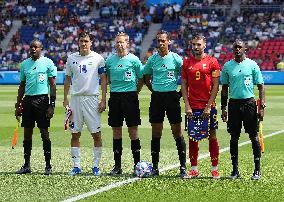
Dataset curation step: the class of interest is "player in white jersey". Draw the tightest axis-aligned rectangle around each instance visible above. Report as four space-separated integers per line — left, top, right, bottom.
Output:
63 31 107 176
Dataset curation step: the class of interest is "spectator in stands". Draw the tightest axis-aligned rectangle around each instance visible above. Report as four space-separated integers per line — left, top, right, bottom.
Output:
173 2 181 20
276 59 284 71
143 47 155 64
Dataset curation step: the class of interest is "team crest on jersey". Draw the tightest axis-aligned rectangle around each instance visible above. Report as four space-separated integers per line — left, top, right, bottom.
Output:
244 76 252 86
167 71 175 79
38 73 46 82
125 71 132 81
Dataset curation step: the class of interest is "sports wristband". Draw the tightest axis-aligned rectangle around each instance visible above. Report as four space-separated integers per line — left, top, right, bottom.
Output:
50 96 56 108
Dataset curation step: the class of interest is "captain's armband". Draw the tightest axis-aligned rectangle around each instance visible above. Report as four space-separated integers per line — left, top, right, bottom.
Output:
98 66 106 74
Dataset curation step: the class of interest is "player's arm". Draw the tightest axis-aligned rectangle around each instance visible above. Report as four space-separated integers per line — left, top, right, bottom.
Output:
221 84 229 122
202 59 220 118
15 81 25 118
204 76 219 112
134 58 144 93
99 73 107 113
143 56 153 92
47 76 56 119
144 74 153 92
63 75 71 108
137 78 144 93
257 83 265 121
181 78 192 118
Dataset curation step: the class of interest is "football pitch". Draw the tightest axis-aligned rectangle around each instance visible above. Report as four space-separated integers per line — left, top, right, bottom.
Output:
0 85 283 202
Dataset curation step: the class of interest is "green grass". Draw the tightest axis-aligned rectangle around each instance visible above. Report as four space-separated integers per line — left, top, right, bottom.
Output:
89 135 284 202
0 85 283 202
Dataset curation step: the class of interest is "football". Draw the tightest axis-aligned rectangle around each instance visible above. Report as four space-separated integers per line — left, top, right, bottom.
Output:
135 161 153 178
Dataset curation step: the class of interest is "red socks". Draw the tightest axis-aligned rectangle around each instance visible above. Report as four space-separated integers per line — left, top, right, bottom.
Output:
189 138 219 167
209 138 219 167
189 139 199 166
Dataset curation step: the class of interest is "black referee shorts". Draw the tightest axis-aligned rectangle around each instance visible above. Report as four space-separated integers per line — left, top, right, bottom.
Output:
108 92 141 127
22 94 50 129
227 98 258 135
149 91 182 124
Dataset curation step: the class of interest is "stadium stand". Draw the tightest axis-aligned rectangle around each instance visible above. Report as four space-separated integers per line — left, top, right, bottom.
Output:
218 0 284 70
0 2 13 41
0 0 283 71
149 0 229 58
1 0 149 70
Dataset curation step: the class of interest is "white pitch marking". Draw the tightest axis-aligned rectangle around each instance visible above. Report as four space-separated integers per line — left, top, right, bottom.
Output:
62 129 284 202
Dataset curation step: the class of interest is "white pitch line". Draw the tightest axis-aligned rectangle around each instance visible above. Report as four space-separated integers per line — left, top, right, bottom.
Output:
62 129 284 202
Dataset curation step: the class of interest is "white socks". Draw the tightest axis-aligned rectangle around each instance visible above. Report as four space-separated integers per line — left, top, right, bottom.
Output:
71 147 102 168
93 147 102 168
71 147 80 168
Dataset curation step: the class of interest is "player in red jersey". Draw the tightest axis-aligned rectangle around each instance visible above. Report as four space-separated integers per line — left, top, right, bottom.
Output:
181 33 220 179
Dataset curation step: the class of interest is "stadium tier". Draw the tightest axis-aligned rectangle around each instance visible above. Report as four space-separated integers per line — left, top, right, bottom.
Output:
0 0 283 71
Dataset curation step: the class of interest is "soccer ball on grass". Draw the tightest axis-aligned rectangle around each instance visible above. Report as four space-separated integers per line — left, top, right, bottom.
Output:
135 161 153 178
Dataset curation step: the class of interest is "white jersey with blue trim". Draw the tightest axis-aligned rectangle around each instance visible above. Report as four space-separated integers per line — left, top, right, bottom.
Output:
65 51 105 96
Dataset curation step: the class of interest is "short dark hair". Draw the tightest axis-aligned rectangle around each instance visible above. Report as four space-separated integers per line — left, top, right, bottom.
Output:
78 31 94 41
192 33 206 43
30 39 43 47
156 30 171 40
233 39 245 47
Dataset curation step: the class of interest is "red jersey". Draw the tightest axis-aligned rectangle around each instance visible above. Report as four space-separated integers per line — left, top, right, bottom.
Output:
182 55 220 109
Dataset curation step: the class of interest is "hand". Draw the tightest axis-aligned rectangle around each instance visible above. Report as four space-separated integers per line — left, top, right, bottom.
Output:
221 109 227 122
15 103 23 117
185 105 193 119
178 89 182 99
201 106 211 119
98 99 106 113
258 108 264 121
63 99 69 108
46 105 54 119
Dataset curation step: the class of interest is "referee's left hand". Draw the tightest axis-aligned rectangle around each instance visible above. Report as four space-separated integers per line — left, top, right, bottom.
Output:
258 108 264 121
46 105 54 119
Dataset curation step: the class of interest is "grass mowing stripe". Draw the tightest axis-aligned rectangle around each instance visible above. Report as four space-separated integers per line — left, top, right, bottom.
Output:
62 129 284 202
